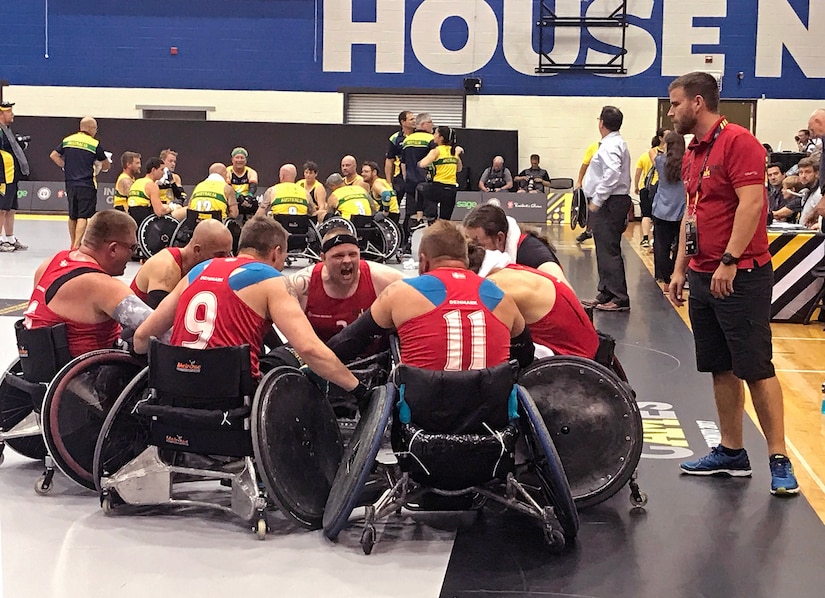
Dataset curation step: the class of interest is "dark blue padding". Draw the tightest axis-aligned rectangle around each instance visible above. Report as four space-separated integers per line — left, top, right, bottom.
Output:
403 274 447 306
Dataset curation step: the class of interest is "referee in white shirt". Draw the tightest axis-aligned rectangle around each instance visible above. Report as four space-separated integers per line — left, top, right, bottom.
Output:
581 106 633 312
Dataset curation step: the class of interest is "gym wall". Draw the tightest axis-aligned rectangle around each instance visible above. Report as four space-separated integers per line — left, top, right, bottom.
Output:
3 0 822 183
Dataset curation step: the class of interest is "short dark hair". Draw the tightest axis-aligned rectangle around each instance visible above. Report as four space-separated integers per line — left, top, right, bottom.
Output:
419 220 468 265
238 216 287 254
767 162 785 174
668 71 720 112
798 156 820 172
121 151 140 170
362 160 380 173
466 241 486 274
599 106 623 131
144 157 164 174
463 204 508 238
302 161 318 173
82 209 136 249
530 153 540 161
398 110 413 125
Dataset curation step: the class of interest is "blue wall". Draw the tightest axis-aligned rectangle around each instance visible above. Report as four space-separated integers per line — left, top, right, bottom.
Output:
1 0 820 98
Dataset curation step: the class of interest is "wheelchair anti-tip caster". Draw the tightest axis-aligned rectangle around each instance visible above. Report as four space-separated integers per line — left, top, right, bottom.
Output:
0 447 5 467
34 471 54 495
361 524 376 555
628 470 647 507
101 495 114 515
255 518 267 541
543 527 565 552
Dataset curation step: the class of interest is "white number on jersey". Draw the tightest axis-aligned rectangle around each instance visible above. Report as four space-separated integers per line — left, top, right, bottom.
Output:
182 291 218 349
442 309 487 371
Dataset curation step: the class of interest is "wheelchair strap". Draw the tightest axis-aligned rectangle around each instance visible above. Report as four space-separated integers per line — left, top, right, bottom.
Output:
45 267 105 304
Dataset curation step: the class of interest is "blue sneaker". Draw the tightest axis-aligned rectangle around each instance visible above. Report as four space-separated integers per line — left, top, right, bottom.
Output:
769 455 800 496
680 446 752 477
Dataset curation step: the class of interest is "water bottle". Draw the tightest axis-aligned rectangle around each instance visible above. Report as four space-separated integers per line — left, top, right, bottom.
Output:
821 381 825 415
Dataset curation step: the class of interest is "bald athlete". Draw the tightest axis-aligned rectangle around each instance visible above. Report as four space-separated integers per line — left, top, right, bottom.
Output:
341 155 371 193
324 173 375 221
257 163 316 218
172 163 238 221
130 219 234 308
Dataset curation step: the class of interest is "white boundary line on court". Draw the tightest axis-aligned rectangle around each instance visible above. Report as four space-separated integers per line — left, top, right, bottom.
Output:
786 436 825 499
774 369 825 373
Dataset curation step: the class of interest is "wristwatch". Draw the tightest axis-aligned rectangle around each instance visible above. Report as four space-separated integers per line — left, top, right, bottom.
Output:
720 252 740 266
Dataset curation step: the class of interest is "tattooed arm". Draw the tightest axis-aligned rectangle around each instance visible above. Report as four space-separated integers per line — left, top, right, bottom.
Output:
283 265 313 311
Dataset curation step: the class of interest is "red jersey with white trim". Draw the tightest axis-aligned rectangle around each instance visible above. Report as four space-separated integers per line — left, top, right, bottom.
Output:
129 247 183 302
505 263 599 359
170 256 280 378
24 250 121 357
397 268 510 371
305 260 377 342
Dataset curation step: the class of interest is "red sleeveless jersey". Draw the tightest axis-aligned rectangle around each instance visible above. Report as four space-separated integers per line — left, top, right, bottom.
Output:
397 268 510 370
505 263 599 359
24 250 121 357
129 247 183 302
170 256 278 378
305 260 377 342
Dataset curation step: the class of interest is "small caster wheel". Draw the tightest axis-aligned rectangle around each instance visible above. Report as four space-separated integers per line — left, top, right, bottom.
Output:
361 524 376 555
255 518 267 541
34 474 52 495
0 450 5 467
630 490 648 508
101 495 114 515
543 528 565 553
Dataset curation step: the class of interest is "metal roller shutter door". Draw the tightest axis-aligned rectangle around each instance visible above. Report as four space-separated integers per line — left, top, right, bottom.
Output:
345 94 464 127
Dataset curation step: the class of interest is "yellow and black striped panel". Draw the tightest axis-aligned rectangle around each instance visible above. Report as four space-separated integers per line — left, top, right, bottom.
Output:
769 231 825 322
546 191 573 225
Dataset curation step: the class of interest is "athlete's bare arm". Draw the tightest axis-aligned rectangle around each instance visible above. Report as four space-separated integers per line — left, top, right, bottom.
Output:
366 261 404 294
314 185 327 213
265 279 359 391
225 185 239 219
284 265 313 311
255 186 275 217
147 181 171 217
133 277 188 353
117 176 134 197
384 159 395 184
304 190 317 217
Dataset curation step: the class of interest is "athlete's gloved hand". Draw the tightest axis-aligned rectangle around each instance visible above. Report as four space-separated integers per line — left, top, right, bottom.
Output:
350 381 373 414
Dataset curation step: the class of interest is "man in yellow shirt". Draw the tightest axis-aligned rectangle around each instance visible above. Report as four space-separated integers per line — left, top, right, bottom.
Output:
114 152 141 212
173 163 238 221
361 160 400 223
257 164 316 218
575 141 599 244
324 173 374 220
127 157 169 217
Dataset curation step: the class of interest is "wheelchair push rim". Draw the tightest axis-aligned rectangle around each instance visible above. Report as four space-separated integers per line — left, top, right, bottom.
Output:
92 367 150 492
251 366 344 530
137 215 179 257
0 359 47 460
516 386 579 540
42 350 145 490
519 355 642 510
323 383 393 539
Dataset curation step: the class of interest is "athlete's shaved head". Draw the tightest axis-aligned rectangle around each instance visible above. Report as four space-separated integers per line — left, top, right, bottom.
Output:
188 218 233 259
279 163 298 183
208 162 227 177
79 116 98 136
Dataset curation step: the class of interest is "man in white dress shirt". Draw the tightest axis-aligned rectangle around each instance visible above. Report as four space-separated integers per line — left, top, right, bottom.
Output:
581 106 633 312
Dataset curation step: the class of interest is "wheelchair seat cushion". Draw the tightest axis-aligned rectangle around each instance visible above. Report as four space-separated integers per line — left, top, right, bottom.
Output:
395 422 518 491
139 403 253 457
392 361 518 434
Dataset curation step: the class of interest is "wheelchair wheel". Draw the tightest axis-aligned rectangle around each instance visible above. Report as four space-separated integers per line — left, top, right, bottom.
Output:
576 189 588 229
519 355 641 510
0 359 47 460
225 219 242 256
42 350 145 490
93 368 150 492
516 386 579 540
304 221 322 261
251 367 343 529
374 217 402 262
323 384 393 540
570 190 582 231
170 218 195 249
137 214 179 257
317 216 355 238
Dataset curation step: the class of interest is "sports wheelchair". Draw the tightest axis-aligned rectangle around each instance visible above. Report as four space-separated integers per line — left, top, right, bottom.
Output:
274 214 323 266
170 209 242 256
128 205 179 259
0 320 71 466
519 352 646 510
323 360 579 555
350 214 402 263
94 339 343 538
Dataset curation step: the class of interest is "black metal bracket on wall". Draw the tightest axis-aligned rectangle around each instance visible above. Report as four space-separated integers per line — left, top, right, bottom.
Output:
536 1 628 74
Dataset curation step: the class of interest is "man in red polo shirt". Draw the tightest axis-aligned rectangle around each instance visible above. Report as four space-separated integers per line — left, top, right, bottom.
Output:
666 71 798 496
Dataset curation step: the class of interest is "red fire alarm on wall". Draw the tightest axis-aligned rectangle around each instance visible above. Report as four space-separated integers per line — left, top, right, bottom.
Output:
170 47 178 56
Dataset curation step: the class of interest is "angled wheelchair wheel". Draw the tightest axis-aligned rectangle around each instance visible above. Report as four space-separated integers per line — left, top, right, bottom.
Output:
323 384 393 540
375 217 402 262
251 367 344 529
0 359 47 460
170 218 195 249
570 189 583 231
317 216 356 238
516 386 579 540
93 368 150 492
42 350 145 490
304 221 322 262
519 356 641 510
576 190 589 229
137 215 179 257
225 219 242 256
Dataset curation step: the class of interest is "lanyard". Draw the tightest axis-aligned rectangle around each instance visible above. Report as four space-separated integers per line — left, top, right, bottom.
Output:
687 119 727 215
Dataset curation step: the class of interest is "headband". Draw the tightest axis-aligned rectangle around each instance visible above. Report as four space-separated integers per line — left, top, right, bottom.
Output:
231 147 248 158
322 234 359 253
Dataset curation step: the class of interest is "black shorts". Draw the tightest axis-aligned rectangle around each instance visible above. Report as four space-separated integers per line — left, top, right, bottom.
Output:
687 262 775 382
0 182 19 211
639 188 653 218
67 185 98 220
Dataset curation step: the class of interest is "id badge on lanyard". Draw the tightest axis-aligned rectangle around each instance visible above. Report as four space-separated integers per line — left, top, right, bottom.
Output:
684 122 725 257
684 209 699 256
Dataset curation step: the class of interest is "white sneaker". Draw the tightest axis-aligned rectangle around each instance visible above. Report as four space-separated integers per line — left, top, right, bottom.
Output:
0 241 15 253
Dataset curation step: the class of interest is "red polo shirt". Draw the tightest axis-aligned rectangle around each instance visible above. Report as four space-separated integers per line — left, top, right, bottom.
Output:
682 116 771 273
